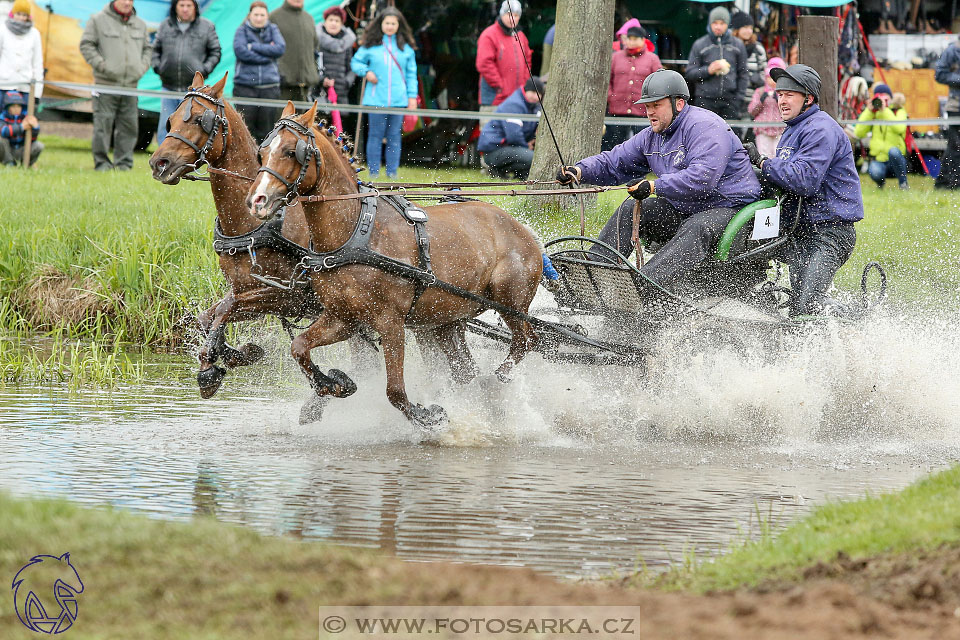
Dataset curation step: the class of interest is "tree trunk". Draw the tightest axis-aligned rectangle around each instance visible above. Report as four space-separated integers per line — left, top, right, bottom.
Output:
527 0 615 214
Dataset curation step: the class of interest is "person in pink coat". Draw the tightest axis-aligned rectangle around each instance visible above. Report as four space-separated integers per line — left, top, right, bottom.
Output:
747 57 785 157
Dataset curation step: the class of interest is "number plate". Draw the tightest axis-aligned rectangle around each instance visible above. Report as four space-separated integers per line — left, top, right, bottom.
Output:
751 203 780 240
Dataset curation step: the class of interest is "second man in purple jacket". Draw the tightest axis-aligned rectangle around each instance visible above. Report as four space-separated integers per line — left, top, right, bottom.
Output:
557 69 761 290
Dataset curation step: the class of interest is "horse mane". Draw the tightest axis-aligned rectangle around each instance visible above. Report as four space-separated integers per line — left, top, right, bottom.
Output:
308 116 360 176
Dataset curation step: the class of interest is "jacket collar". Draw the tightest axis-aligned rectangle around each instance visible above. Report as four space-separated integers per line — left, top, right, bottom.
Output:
785 103 820 127
660 104 690 138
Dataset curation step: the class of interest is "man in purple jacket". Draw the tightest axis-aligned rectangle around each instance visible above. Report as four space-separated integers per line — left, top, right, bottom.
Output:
557 69 761 290
744 64 863 315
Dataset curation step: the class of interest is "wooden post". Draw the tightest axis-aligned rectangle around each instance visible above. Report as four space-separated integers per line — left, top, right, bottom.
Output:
798 16 839 119
22 84 37 169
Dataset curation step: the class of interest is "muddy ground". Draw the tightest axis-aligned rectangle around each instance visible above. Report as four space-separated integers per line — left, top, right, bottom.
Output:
376 545 960 638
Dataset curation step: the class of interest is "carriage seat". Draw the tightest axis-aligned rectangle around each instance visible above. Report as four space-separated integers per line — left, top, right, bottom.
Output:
714 198 787 264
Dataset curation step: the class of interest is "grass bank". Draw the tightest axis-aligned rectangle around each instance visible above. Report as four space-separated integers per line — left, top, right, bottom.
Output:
2 466 959 638
1 136 957 347
627 464 960 593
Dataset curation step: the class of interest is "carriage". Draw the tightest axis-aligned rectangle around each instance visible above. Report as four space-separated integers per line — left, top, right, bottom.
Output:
151 75 886 429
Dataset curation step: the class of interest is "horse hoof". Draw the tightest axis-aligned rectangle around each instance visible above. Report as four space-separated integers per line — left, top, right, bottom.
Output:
299 393 331 425
197 366 226 399
408 403 448 430
495 369 513 384
328 369 358 398
221 343 265 368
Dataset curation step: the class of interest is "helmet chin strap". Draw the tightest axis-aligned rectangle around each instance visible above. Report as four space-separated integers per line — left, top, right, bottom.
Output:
800 95 815 114
670 97 679 120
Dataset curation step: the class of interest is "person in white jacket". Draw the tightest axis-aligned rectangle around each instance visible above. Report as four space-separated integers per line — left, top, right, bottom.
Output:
0 0 44 99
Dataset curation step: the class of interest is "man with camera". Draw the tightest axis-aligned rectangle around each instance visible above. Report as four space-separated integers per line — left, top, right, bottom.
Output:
854 83 909 190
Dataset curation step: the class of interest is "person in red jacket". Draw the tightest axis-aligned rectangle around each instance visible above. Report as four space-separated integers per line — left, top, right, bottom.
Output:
476 0 530 119
602 25 662 150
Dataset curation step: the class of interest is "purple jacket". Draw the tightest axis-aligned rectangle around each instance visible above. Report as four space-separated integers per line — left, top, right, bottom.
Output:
575 105 761 215
761 105 864 225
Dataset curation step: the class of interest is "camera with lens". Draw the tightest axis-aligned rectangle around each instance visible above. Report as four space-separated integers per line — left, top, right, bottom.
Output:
871 97 883 110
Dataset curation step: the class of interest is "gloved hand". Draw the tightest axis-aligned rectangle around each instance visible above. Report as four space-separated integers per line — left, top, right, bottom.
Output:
556 165 581 185
626 178 651 200
744 142 766 169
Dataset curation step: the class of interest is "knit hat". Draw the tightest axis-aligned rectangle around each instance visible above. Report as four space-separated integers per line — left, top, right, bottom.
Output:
766 57 786 74
524 76 545 95
323 6 346 22
2 90 27 108
872 83 892 97
616 18 641 37
11 0 31 16
500 0 521 17
730 11 753 30
708 6 730 25
626 26 647 39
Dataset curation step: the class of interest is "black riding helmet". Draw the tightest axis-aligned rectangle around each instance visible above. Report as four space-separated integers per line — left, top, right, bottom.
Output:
634 69 690 104
770 64 822 103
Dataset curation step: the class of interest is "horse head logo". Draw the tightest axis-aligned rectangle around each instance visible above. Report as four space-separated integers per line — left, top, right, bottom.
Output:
673 145 686 166
12 553 84 634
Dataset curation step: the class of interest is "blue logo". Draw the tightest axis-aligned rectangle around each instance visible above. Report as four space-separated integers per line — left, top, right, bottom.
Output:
12 553 84 634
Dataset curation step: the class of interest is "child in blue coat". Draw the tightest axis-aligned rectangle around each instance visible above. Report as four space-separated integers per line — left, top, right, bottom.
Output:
350 7 418 178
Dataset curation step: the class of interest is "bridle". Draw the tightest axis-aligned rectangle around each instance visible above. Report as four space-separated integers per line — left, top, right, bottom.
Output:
165 90 228 168
257 117 322 205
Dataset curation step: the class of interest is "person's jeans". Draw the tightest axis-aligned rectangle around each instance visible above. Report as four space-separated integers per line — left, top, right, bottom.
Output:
777 223 856 316
591 196 737 289
366 112 403 177
935 111 960 190
867 146 908 187
92 93 138 170
0 137 43 165
233 84 282 144
156 96 182 145
483 145 534 179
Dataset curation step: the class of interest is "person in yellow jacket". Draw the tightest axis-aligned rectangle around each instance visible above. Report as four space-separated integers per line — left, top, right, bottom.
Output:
854 84 909 189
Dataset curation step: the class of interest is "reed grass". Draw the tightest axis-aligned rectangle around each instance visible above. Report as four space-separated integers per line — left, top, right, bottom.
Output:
0 335 145 387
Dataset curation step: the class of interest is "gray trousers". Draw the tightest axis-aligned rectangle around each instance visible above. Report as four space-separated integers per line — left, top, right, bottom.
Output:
92 93 138 170
777 223 856 316
0 138 43 165
591 196 737 289
483 145 534 179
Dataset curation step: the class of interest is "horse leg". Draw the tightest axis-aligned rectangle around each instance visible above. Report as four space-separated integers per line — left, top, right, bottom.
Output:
380 321 447 429
291 314 358 424
433 321 479 385
489 275 539 383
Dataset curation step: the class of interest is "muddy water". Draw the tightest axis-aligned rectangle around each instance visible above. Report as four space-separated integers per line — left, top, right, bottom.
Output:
1 309 959 578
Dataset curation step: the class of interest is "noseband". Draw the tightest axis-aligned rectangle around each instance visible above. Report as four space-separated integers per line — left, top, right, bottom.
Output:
166 90 228 167
257 118 322 204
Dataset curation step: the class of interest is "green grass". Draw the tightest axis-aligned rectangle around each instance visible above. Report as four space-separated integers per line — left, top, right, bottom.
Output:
1 136 957 348
626 464 960 593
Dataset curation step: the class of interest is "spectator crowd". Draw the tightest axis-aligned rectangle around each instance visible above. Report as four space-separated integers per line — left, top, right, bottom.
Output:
0 0 956 190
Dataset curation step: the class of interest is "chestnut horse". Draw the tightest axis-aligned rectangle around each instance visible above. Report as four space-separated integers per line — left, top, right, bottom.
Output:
246 102 543 427
148 73 321 398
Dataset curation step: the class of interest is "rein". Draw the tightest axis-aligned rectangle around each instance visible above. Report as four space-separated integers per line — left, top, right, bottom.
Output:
298 184 628 203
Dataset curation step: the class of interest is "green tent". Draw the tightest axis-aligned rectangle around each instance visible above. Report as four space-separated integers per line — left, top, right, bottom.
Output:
138 0 341 112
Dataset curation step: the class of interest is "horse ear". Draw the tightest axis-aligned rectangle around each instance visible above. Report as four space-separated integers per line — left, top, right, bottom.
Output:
281 101 296 118
191 71 204 89
302 101 319 126
59 552 71 563
211 72 229 98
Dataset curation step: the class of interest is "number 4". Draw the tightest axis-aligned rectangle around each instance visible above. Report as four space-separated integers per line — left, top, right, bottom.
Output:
764 216 771 226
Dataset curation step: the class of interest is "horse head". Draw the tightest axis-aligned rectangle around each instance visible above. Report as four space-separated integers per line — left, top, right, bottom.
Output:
247 101 359 221
149 71 230 184
12 552 84 633
247 101 323 220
